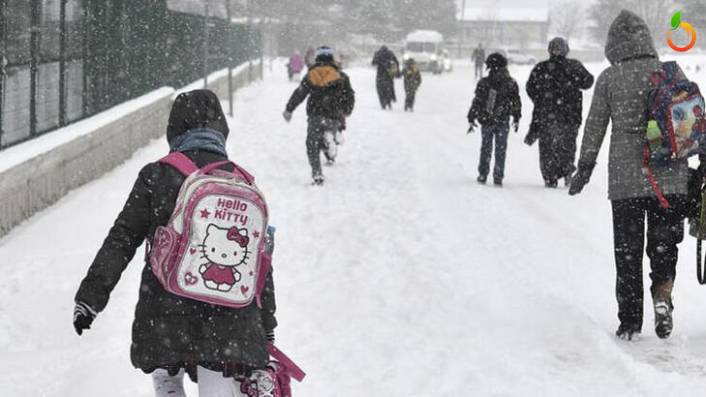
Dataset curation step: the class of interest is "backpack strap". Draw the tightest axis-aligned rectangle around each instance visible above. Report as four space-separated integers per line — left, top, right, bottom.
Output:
698 189 706 285
200 160 255 185
159 152 199 176
267 343 306 382
160 154 255 184
642 146 671 209
254 254 272 308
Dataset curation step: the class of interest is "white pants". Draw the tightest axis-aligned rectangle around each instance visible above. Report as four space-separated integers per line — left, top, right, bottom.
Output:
152 367 245 397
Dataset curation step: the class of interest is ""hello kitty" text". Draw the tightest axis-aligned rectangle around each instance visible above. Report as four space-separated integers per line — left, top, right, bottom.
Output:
214 198 249 226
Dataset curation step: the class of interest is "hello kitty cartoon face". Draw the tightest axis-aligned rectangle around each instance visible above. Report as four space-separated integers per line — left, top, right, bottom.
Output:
254 371 275 394
199 224 251 267
240 370 276 397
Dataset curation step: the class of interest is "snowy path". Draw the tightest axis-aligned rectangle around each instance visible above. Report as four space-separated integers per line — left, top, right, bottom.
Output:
3 60 706 396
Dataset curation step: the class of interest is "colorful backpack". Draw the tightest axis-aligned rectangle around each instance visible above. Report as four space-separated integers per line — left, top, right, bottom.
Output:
240 343 306 397
148 152 272 308
643 61 706 208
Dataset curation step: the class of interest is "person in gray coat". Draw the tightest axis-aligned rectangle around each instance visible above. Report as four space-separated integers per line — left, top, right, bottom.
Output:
569 10 690 341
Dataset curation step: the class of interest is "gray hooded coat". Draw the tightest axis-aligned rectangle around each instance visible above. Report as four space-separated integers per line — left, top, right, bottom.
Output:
577 10 689 200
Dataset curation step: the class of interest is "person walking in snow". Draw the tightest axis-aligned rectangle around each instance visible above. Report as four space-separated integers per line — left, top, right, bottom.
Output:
467 53 522 187
73 89 278 396
287 51 305 82
402 58 422 112
372 45 400 110
283 47 356 185
471 43 486 81
525 37 594 188
569 10 693 341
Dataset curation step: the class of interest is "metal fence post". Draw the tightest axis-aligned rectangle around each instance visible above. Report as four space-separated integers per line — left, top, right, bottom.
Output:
81 0 89 116
0 0 6 147
226 0 233 117
59 0 68 126
247 0 252 83
29 0 41 136
259 20 263 80
203 0 209 88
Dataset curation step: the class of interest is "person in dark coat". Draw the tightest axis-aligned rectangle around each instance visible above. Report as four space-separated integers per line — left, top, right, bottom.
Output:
467 53 522 186
525 37 594 188
73 89 277 394
371 45 400 110
569 10 697 341
471 43 486 81
402 58 422 112
283 46 356 185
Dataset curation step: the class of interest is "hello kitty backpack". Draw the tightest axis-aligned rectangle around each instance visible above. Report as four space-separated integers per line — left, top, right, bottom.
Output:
148 152 271 308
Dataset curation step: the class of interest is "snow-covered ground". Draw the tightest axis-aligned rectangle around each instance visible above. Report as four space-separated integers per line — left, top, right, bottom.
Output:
3 57 706 396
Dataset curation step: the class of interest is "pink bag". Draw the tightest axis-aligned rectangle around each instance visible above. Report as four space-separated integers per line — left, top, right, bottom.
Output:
149 152 271 308
240 343 306 397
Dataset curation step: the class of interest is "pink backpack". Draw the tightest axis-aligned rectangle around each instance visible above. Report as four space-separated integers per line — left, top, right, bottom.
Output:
240 343 306 397
148 152 271 308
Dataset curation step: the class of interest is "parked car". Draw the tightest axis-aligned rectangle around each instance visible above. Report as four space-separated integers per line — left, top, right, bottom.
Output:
503 49 537 65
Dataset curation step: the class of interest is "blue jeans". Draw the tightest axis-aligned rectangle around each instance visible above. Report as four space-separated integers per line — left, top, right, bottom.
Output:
478 122 509 179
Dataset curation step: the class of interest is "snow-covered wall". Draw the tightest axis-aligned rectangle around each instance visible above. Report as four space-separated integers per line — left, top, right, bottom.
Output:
0 60 262 237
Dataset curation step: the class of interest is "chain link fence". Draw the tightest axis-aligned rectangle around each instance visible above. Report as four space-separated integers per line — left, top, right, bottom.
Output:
0 0 260 149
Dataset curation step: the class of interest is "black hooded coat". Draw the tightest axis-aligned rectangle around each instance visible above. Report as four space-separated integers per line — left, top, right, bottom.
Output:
371 46 400 107
525 54 594 145
74 90 277 376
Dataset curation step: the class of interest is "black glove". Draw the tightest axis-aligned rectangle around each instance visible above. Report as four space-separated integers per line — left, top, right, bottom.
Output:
73 301 97 335
569 161 596 196
467 121 478 134
512 118 519 133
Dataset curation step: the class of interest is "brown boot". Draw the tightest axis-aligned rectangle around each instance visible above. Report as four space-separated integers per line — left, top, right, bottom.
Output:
652 279 674 339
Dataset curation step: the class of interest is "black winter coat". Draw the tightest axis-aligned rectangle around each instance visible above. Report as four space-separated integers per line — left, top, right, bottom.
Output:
285 61 355 119
74 149 277 373
403 65 422 93
372 47 399 78
467 68 522 125
526 55 594 128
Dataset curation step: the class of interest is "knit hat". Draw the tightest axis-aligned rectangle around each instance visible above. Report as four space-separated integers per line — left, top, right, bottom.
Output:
548 37 570 57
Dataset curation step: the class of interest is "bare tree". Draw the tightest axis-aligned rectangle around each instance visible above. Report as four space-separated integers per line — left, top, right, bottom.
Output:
632 0 673 41
550 0 585 41
683 0 706 31
589 0 673 45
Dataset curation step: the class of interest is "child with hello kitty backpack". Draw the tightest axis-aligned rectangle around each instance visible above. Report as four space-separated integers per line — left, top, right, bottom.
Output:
73 89 304 396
